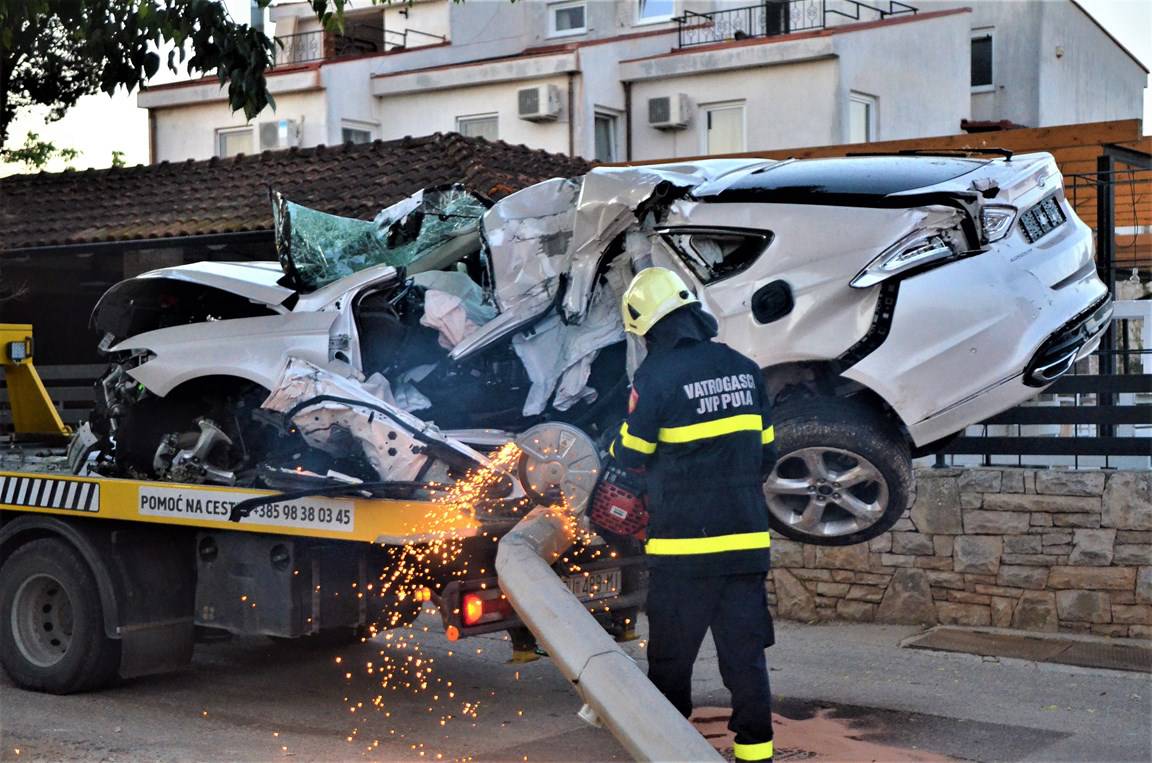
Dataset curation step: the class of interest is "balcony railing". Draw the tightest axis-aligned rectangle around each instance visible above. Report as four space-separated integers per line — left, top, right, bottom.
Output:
674 0 917 49
275 22 447 66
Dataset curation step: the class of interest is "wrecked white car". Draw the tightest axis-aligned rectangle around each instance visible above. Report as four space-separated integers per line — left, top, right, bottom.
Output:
73 153 1111 545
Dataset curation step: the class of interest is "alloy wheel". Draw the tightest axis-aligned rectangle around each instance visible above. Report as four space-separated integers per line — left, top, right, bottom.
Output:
764 447 890 539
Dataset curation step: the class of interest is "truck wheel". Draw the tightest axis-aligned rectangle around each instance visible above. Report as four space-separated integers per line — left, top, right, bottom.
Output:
765 396 912 547
0 538 121 693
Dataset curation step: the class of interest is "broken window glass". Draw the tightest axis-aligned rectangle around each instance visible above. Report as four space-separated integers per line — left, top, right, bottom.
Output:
659 228 772 284
273 185 491 292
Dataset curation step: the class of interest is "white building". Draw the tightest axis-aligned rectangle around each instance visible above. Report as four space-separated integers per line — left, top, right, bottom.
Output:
139 0 1147 164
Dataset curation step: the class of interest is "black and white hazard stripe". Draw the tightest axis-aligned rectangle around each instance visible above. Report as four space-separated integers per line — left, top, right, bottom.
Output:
0 476 100 513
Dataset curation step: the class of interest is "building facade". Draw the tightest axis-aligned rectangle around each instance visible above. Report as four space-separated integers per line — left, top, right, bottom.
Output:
139 0 1147 164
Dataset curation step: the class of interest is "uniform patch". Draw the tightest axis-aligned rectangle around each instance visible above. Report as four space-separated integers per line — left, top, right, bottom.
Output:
683 373 758 415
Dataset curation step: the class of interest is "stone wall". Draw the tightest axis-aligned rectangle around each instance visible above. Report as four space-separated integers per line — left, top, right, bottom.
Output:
767 467 1152 639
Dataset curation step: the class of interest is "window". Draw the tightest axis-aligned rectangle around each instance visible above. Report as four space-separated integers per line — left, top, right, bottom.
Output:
456 114 499 141
341 122 374 144
701 102 745 155
637 0 675 23
848 92 877 144
548 1 586 37
971 30 994 90
661 228 771 284
594 112 618 163
216 127 253 157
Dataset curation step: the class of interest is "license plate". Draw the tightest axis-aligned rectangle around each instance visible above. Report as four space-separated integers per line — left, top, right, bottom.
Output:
564 568 622 602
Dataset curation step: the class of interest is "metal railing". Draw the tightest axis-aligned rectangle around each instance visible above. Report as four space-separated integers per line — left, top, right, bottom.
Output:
674 0 917 48
940 342 1151 469
275 22 446 66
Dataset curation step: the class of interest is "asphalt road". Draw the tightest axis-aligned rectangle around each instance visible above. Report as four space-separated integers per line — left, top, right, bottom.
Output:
1 617 1149 762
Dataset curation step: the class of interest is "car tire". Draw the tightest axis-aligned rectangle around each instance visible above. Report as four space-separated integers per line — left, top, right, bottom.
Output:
765 396 912 547
0 539 122 693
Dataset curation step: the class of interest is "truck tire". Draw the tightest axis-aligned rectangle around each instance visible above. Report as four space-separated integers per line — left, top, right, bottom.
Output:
0 538 122 693
765 396 912 547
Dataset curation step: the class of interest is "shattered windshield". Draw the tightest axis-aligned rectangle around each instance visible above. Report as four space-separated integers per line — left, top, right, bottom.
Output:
273 185 491 291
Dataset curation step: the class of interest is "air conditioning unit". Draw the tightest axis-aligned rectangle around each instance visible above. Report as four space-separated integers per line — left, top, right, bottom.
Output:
258 118 302 151
648 94 690 130
518 84 562 122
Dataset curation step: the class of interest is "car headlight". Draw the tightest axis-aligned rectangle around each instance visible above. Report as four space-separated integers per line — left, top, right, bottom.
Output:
981 205 1017 242
850 227 968 289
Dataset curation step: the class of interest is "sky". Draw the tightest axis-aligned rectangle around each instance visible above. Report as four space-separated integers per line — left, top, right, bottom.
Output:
1 0 1149 176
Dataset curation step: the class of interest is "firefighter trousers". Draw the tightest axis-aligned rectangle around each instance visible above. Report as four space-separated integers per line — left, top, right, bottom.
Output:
646 570 775 762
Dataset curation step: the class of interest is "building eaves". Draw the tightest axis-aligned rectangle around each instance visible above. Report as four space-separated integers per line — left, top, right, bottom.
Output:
141 61 323 95
140 42 452 99
368 27 678 81
370 48 578 83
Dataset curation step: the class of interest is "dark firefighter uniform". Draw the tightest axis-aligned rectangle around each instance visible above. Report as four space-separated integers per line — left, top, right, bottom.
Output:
609 267 778 763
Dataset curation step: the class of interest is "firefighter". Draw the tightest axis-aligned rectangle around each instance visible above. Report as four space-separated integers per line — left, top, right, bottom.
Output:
610 267 777 763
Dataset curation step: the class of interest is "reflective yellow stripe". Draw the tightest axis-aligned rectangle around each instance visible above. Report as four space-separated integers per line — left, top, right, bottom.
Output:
733 740 774 761
618 422 657 455
657 413 763 444
646 531 771 556
761 425 775 445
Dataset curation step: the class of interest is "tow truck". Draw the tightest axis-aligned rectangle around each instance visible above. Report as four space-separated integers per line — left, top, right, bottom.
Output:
0 469 644 694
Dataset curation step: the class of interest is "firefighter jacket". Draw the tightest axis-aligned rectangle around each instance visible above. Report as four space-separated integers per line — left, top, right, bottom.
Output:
610 332 777 576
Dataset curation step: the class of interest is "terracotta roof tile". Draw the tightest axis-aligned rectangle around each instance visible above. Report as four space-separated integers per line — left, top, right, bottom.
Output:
0 132 591 252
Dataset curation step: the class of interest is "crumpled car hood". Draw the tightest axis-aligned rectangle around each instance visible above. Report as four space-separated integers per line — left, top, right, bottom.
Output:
121 260 294 307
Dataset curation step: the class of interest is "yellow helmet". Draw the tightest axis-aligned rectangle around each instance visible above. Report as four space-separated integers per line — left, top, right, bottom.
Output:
621 267 699 336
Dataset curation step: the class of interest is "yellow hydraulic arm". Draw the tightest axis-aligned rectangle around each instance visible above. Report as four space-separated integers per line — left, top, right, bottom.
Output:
0 324 70 437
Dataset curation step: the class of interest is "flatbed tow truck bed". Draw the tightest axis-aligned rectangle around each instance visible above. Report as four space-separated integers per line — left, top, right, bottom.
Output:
0 470 643 694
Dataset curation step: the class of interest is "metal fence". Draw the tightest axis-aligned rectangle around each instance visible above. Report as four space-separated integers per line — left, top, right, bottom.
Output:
674 0 917 48
940 342 1151 469
0 364 105 435
275 23 445 66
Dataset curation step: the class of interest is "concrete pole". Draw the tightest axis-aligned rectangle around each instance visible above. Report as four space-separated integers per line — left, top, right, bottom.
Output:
495 507 722 763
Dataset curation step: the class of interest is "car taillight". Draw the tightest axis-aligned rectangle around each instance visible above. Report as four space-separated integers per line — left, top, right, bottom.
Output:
980 205 1017 242
851 211 973 289
463 594 485 625
461 589 513 626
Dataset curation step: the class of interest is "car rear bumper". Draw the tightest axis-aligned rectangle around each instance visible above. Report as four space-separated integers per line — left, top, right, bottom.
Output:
1023 295 1113 387
907 294 1111 446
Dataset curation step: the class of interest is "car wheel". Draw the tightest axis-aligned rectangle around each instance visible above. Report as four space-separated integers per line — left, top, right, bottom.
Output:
0 539 122 693
765 396 912 547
